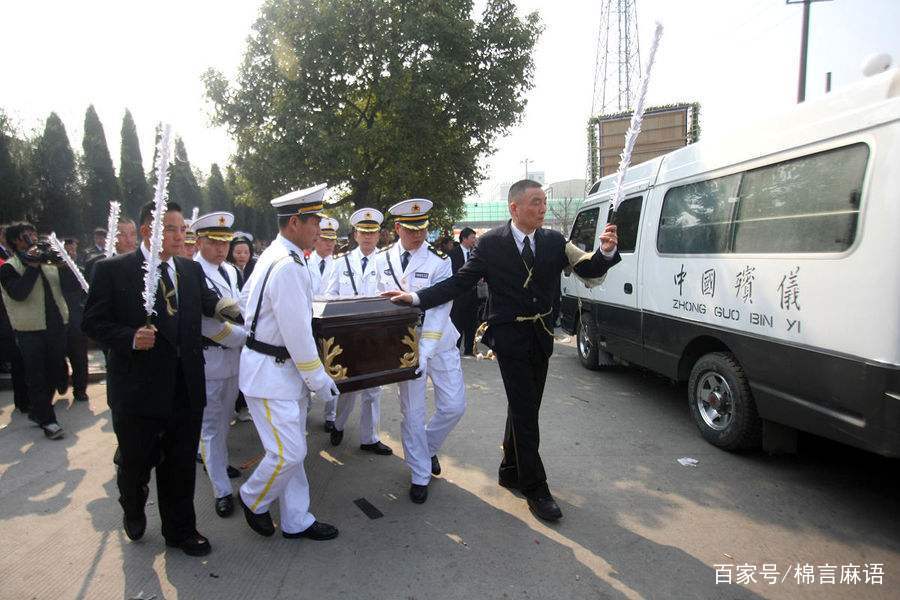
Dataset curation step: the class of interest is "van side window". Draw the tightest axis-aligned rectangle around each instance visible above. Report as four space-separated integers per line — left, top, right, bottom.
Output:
732 143 868 253
658 174 741 254
570 207 600 252
614 196 642 253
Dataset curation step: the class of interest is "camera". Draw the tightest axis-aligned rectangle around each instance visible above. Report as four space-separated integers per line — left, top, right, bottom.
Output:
21 239 63 265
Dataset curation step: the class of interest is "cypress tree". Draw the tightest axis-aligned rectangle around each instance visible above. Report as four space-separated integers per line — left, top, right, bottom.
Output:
119 109 149 220
167 137 203 215
81 105 120 229
204 163 231 212
34 112 81 235
0 112 28 223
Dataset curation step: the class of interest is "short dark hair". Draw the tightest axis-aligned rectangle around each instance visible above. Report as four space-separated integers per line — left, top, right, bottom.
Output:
4 221 36 244
278 213 317 229
459 227 475 243
508 179 543 203
139 201 182 227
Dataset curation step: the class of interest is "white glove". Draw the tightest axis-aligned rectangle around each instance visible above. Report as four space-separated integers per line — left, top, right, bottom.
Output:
415 354 429 378
315 379 340 403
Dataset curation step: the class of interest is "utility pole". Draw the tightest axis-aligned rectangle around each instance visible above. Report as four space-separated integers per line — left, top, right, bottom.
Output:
521 158 532 179
787 0 832 103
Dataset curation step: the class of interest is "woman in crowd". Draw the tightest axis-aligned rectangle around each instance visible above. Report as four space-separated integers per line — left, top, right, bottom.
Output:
226 234 256 290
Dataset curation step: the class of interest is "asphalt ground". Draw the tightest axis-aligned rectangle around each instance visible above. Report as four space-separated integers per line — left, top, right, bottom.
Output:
0 340 897 599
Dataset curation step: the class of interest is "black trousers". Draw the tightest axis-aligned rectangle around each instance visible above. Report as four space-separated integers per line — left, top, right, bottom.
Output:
15 330 66 425
1 336 29 411
495 326 551 500
451 300 478 355
111 367 202 542
66 322 89 394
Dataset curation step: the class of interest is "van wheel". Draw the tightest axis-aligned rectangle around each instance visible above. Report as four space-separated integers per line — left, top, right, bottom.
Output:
688 352 762 451
576 316 600 370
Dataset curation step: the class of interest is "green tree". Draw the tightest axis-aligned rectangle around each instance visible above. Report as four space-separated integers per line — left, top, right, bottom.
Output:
204 163 232 212
34 112 81 235
0 111 31 223
119 109 150 219
204 0 541 230
167 137 204 214
81 105 121 229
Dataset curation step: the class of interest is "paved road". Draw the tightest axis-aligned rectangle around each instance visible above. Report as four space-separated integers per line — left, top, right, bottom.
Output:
0 340 897 599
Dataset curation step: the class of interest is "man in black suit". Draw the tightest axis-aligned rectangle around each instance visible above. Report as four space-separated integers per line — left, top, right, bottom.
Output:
386 179 620 521
83 201 233 556
449 227 479 356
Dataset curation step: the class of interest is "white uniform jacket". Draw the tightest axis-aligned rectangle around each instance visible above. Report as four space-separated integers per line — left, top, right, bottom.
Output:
239 234 333 399
196 255 247 380
325 247 380 298
376 243 459 359
307 251 335 297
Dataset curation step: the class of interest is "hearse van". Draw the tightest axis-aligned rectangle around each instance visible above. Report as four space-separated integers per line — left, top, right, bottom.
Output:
560 68 900 456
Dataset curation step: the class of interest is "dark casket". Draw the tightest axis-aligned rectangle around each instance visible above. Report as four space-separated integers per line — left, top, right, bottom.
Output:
312 297 421 393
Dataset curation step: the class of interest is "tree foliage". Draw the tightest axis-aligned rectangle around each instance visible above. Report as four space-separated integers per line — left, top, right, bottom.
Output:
204 163 232 212
166 137 204 214
119 109 150 220
0 111 32 223
81 105 121 229
34 113 81 234
205 0 541 230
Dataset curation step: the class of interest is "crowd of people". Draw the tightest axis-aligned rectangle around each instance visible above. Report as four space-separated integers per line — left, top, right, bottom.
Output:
0 178 621 557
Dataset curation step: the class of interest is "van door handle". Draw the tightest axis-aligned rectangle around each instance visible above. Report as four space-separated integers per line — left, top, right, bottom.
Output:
624 283 633 294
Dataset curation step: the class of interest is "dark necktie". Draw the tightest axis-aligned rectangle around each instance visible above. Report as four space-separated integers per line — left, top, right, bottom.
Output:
159 263 177 316
401 251 410 272
217 264 230 287
522 235 534 270
361 256 368 273
319 260 326 275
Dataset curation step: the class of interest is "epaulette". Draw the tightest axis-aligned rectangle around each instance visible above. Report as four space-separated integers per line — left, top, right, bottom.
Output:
427 244 447 259
376 243 395 254
289 251 307 266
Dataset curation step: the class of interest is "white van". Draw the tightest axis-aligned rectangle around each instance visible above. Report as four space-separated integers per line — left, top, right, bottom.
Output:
560 68 900 457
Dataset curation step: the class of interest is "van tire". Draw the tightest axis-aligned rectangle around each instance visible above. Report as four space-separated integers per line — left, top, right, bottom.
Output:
576 316 601 370
688 352 762 451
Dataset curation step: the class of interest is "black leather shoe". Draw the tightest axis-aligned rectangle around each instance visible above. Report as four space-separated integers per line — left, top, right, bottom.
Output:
360 441 393 455
527 496 563 521
74 391 89 402
227 465 241 478
165 532 212 556
282 520 339 541
409 483 428 504
123 512 146 541
323 420 335 433
431 455 441 475
215 494 234 517
240 496 275 537
498 477 520 490
330 428 344 446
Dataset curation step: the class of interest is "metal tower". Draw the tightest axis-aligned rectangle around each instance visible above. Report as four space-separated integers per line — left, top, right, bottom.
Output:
586 0 642 190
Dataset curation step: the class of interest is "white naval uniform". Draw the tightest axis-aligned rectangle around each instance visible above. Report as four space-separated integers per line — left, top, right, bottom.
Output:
376 242 466 485
308 250 337 422
239 234 336 534
323 247 382 444
196 255 247 500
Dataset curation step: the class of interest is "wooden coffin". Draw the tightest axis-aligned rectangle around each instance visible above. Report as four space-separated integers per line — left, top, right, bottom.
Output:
312 297 421 393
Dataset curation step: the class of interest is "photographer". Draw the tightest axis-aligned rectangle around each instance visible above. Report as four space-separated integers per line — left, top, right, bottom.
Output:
0 222 69 439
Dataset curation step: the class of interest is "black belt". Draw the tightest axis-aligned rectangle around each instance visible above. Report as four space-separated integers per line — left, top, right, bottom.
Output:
246 338 290 363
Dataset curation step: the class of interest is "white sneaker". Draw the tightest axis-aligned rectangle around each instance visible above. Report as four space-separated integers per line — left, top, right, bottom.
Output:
42 422 64 440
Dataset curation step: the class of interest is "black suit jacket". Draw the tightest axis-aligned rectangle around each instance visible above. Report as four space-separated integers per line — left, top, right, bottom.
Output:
418 221 621 357
82 248 219 418
448 245 477 311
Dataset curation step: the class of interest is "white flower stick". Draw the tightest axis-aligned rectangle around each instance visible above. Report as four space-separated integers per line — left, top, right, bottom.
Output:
48 232 89 293
104 201 121 258
141 124 173 324
609 22 663 217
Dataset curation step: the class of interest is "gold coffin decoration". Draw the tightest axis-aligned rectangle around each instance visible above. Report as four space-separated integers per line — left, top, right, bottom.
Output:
318 337 348 380
311 297 422 393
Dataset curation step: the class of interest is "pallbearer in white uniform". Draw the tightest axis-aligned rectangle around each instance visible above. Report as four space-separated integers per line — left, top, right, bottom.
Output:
193 212 247 518
238 183 340 541
323 208 393 456
376 199 466 504
307 216 339 432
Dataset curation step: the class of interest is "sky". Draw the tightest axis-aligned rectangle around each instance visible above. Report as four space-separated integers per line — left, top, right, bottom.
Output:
2 0 898 200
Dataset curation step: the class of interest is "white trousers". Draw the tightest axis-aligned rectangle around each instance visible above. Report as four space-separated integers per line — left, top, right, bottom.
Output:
239 393 316 535
323 397 336 422
334 386 381 444
397 348 466 485
200 375 240 499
